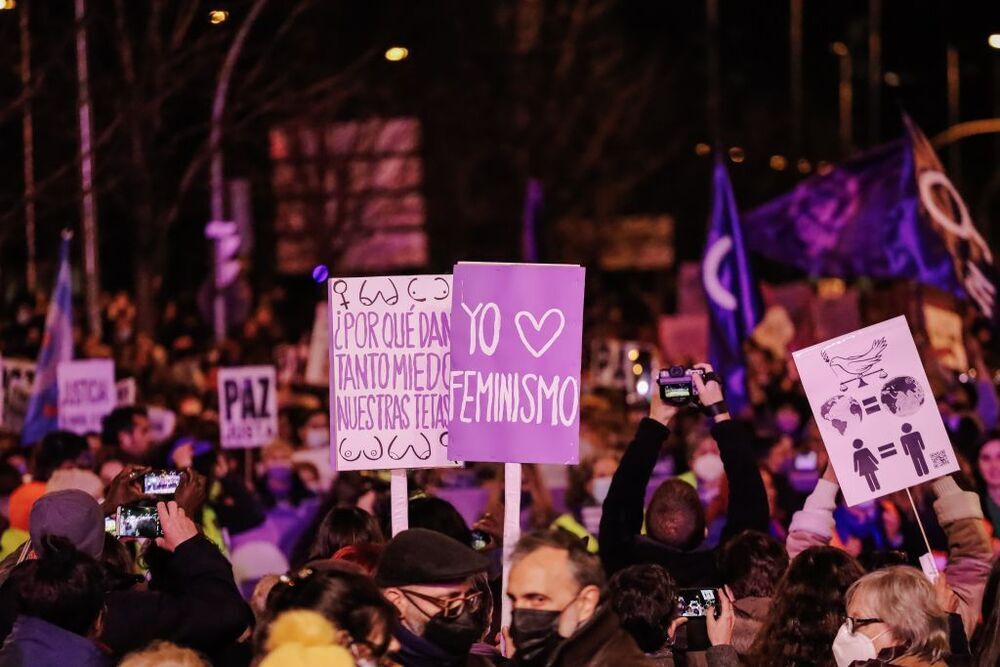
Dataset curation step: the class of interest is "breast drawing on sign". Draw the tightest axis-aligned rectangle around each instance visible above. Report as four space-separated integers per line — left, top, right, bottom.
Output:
821 337 888 391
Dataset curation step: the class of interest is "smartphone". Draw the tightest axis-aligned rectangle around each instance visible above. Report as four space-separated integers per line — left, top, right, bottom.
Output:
677 588 718 618
470 529 492 551
143 470 182 496
117 505 163 539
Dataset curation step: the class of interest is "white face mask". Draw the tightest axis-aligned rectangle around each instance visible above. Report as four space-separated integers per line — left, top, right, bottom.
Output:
832 622 888 667
591 476 613 505
692 453 725 482
304 428 329 449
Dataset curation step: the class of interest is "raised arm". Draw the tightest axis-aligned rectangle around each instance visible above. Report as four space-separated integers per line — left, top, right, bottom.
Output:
786 464 839 559
931 475 994 638
598 393 676 574
691 366 769 545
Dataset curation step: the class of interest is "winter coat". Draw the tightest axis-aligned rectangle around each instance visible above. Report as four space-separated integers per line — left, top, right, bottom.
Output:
0 615 109 667
599 419 769 584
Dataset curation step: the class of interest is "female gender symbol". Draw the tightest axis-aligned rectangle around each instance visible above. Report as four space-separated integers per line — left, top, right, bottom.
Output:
332 280 349 309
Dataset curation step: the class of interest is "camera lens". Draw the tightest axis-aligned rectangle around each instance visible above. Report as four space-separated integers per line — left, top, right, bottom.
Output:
668 365 685 378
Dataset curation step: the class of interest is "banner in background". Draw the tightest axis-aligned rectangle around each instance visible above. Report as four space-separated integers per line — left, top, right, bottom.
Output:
57 359 116 436
922 304 968 372
793 316 957 506
329 275 457 470
116 378 137 406
449 262 585 464
3 360 36 433
305 302 329 386
218 366 279 448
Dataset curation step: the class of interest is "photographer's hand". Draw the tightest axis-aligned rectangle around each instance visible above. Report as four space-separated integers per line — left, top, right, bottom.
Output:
649 389 680 427
693 363 730 422
156 501 199 552
103 465 153 516
174 468 208 518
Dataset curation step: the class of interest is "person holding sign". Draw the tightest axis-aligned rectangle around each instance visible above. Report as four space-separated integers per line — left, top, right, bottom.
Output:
787 469 993 642
598 363 769 586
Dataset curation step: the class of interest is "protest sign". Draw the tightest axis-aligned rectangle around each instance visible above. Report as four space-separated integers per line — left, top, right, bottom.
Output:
329 274 457 471
449 262 585 464
116 378 137 406
2 359 36 432
218 366 279 448
57 359 116 435
923 304 967 372
793 316 957 506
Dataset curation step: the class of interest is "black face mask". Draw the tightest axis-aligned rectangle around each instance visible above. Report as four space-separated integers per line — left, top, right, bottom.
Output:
422 608 485 658
510 608 565 665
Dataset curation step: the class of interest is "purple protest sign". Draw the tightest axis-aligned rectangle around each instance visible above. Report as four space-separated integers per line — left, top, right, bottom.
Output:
449 263 585 464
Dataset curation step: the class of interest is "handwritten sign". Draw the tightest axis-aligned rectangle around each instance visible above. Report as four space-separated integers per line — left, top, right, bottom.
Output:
449 263 585 464
218 366 278 448
328 274 457 470
793 316 957 506
57 359 116 435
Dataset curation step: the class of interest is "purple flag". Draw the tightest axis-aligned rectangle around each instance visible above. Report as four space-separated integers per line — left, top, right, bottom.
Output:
22 234 74 445
703 158 763 416
449 263 585 464
743 116 997 325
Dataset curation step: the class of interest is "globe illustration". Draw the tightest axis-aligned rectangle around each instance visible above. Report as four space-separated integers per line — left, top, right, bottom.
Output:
820 395 863 436
880 376 925 417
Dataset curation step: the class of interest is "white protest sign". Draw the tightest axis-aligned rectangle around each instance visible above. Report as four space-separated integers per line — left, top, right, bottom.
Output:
793 316 958 506
218 366 278 448
57 359 116 435
328 274 458 471
116 378 137 406
3 359 36 432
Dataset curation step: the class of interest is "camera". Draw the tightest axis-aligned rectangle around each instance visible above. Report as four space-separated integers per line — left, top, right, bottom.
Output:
656 366 705 405
143 470 182 496
116 504 163 539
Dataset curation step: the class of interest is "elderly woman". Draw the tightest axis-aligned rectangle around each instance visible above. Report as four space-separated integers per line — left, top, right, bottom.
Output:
835 566 949 667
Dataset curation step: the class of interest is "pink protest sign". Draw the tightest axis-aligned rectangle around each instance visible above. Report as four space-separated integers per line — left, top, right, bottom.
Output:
328 275 458 471
792 316 957 506
449 262 585 464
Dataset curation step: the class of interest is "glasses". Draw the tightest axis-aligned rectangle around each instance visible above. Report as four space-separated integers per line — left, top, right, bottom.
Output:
402 588 483 619
846 616 884 634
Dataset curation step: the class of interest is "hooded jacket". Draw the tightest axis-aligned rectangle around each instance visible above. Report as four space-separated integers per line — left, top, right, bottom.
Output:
0 615 109 667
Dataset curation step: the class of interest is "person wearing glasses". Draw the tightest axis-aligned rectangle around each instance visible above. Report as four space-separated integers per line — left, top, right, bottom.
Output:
375 528 492 666
835 566 949 667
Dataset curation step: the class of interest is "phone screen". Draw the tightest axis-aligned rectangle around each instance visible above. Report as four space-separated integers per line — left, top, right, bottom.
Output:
660 383 693 400
144 470 182 495
117 505 162 538
677 588 717 618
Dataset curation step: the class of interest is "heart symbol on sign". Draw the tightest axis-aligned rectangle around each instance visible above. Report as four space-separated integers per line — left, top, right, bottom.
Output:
515 309 566 358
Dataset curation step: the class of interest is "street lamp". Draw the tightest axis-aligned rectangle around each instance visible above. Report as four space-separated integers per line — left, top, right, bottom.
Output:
209 10 229 25
830 41 853 156
0 1 16 10
384 46 409 62
988 34 1000 49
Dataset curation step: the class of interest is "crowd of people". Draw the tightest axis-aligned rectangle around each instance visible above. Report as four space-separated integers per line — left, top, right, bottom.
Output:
0 289 997 666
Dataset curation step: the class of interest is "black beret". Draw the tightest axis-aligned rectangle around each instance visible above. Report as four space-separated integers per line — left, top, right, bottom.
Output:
375 528 490 587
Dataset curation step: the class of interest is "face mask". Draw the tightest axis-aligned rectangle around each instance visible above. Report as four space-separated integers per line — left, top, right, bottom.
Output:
832 622 888 667
510 608 566 666
421 608 485 658
304 428 329 449
591 477 612 505
692 453 725 482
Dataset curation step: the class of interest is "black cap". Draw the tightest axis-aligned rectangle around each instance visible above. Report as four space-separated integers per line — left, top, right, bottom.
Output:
375 528 489 587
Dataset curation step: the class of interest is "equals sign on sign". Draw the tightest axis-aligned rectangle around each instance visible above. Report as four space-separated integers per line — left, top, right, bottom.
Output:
862 397 881 415
878 443 897 459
